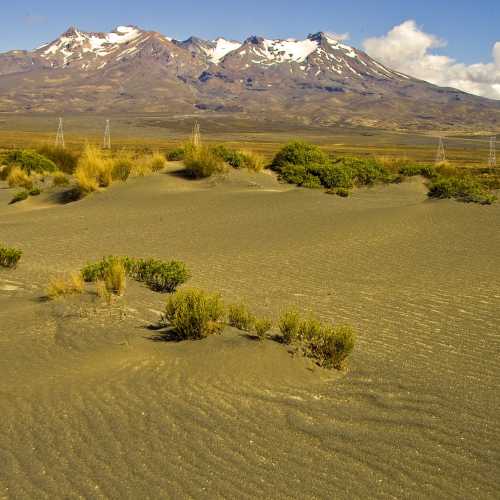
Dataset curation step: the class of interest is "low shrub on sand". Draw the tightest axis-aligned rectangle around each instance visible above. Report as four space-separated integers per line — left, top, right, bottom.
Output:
279 309 355 369
427 175 496 204
167 147 186 161
148 152 167 172
46 273 84 300
81 256 190 293
5 150 57 174
9 190 29 204
270 141 329 171
228 303 256 331
37 145 79 174
184 144 226 178
104 260 126 296
7 166 33 190
75 144 113 195
162 288 225 340
111 152 134 181
253 318 272 340
278 309 301 344
305 324 356 369
52 171 70 186
29 187 41 196
0 245 22 268
212 145 265 172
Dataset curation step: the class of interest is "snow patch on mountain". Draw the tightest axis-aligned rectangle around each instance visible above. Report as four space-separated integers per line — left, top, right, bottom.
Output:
209 38 242 63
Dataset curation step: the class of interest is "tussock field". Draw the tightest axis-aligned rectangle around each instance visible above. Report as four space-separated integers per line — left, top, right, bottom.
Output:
1 163 499 498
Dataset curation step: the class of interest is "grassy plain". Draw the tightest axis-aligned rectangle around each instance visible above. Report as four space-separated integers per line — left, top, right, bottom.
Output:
0 113 496 167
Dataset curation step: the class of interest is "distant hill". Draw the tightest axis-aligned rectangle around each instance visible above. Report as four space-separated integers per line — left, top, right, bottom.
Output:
0 25 499 131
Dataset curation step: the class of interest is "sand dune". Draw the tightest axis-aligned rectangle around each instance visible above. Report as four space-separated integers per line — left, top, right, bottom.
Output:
1 169 499 498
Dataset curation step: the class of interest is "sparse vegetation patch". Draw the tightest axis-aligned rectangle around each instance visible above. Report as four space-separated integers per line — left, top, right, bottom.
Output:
0 245 22 268
161 288 225 340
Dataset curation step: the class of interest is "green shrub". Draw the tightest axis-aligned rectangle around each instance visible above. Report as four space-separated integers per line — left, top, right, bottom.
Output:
271 141 329 171
306 325 356 369
399 164 436 179
228 303 256 331
184 145 227 178
167 147 185 161
81 256 190 293
37 145 78 174
253 318 272 340
9 190 29 204
428 176 496 205
111 153 134 181
278 309 301 344
52 171 70 186
5 150 57 174
0 245 22 268
301 175 323 189
162 288 225 340
130 258 190 293
212 145 247 168
316 163 354 189
29 187 41 196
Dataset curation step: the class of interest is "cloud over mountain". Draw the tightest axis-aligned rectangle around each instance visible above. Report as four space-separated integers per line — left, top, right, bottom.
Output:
363 20 500 100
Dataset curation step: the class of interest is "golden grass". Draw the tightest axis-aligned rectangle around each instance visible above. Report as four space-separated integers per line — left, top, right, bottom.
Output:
241 150 265 172
74 144 113 194
104 260 126 296
7 166 33 190
148 151 167 172
46 273 84 300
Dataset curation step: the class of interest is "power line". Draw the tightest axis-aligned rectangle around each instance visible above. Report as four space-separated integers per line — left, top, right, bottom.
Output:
192 120 201 148
435 136 446 164
488 136 496 168
55 117 65 149
103 119 111 149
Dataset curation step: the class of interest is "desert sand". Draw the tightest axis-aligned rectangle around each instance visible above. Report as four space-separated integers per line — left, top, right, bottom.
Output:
1 166 499 498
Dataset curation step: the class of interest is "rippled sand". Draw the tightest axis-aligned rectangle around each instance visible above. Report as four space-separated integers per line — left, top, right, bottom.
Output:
1 169 499 498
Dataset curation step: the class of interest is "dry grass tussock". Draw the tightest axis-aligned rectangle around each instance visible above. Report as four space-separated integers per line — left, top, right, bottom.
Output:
75 144 113 194
184 144 227 178
7 166 33 190
240 150 265 172
46 273 84 300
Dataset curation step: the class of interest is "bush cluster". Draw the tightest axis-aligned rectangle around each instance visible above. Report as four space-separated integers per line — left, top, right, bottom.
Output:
271 142 394 192
37 145 79 174
162 288 225 339
167 147 186 161
46 273 84 300
0 245 22 268
81 256 190 293
183 144 227 178
4 150 57 174
427 176 496 205
278 309 355 369
212 145 264 171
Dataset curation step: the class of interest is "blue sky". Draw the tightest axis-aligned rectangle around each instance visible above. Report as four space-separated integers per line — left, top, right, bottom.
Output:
1 0 498 65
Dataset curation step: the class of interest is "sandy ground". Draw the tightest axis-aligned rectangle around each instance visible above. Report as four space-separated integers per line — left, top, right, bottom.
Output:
0 166 499 499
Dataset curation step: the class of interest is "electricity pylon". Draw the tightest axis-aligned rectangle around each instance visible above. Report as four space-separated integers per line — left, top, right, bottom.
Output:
55 117 65 149
192 120 201 148
435 136 446 164
488 136 496 168
103 119 111 149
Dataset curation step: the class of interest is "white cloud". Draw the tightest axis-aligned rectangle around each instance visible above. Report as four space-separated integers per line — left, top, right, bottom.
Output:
326 32 350 42
363 20 500 100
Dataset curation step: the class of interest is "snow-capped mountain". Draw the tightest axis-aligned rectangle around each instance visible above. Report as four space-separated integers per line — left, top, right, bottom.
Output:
0 25 498 131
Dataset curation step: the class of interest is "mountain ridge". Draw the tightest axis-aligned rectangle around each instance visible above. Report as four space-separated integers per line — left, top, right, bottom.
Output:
0 25 499 131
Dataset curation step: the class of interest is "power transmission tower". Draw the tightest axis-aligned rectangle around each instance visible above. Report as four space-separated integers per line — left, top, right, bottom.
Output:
488 136 496 168
435 136 446 164
55 117 65 149
192 120 201 148
103 119 111 149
